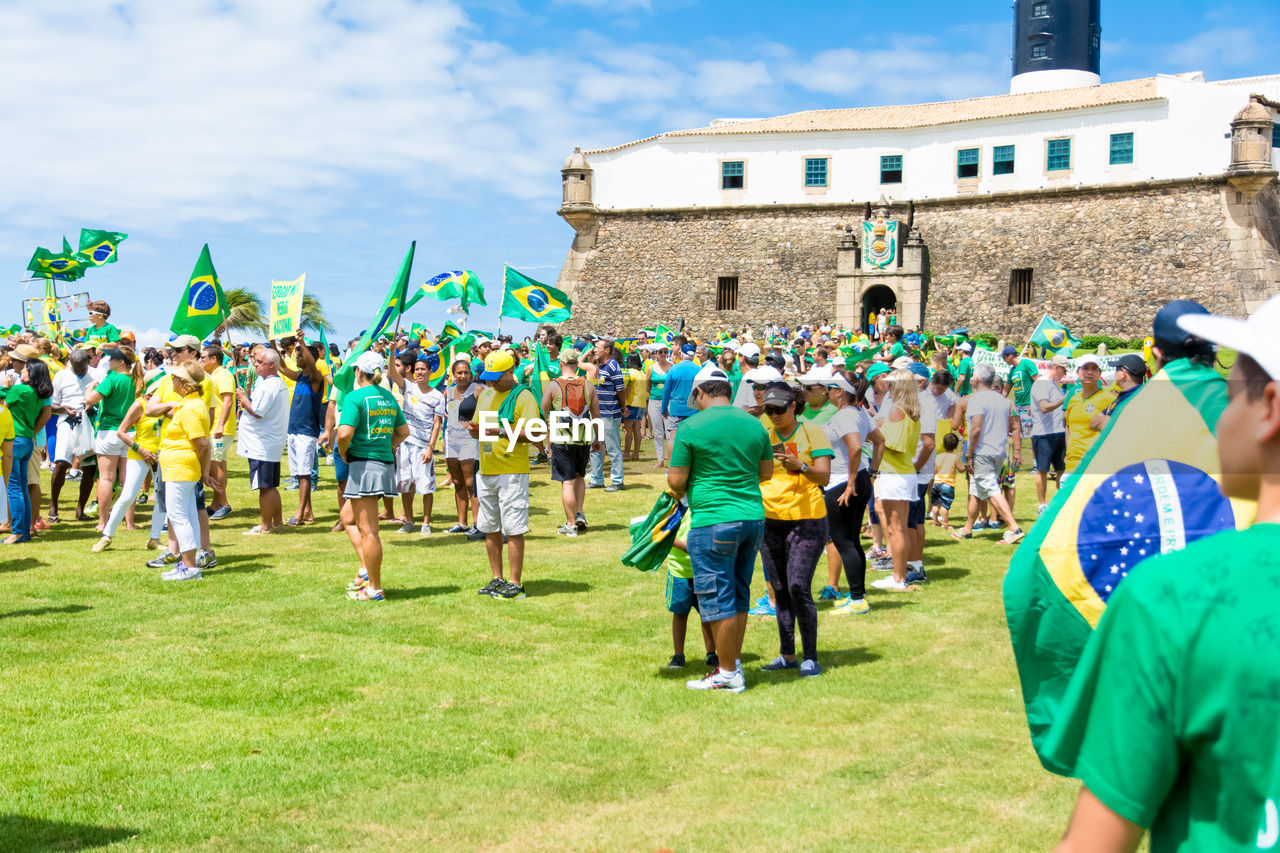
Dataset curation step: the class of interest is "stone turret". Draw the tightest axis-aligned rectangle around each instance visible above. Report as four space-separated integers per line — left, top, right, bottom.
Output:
1226 96 1278 198
559 147 596 229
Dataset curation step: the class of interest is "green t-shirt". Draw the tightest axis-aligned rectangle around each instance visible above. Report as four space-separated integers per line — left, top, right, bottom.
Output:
889 342 906 360
94 371 136 432
339 384 405 463
665 512 694 580
725 366 742 399
2 384 49 438
1008 357 1038 407
669 404 771 528
84 322 121 344
1042 524 1280 852
954 357 975 395
799 400 836 426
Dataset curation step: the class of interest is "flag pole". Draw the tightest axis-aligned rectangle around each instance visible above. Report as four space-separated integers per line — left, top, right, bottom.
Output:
1022 312 1048 358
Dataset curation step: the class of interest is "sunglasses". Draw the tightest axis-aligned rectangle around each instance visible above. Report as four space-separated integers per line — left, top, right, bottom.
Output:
764 405 790 416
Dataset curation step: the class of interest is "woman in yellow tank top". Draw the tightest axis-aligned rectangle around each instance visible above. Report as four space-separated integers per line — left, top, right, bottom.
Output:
873 370 922 591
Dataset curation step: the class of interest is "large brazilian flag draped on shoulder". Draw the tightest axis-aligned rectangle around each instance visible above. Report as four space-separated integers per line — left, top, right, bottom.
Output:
169 243 227 339
500 266 571 323
1003 359 1256 774
332 242 415 395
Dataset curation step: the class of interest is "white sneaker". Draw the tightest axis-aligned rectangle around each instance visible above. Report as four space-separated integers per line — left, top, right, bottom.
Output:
67 469 83 481
162 565 202 582
397 521 416 534
686 668 745 693
243 525 268 536
557 522 578 537
871 576 908 591
419 523 432 537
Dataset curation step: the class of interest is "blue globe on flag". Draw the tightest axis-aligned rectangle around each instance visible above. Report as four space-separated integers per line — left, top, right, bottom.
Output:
189 280 218 311
526 288 548 313
1075 459 1235 603
91 245 113 263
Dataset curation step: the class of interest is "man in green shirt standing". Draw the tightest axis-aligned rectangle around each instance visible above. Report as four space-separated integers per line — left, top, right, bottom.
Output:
1045 293 1280 852
1002 345 1039 438
953 342 975 396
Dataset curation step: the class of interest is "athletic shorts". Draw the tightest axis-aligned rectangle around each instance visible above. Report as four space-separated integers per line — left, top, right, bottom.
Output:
344 459 397 499
1033 433 1067 473
210 436 228 463
1015 404 1034 438
971 454 1004 501
907 482 929 528
53 418 79 465
287 434 319 477
550 443 590 482
248 458 281 491
396 442 436 494
665 573 699 616
475 472 530 536
93 429 128 458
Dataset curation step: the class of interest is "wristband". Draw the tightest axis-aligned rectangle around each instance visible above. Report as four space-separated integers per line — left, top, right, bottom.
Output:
131 442 141 453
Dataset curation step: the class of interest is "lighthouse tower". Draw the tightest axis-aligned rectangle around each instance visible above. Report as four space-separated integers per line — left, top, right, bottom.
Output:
1010 0 1102 94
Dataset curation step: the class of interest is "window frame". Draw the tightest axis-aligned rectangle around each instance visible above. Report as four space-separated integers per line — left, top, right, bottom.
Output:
1109 132 1134 166
720 159 746 191
1045 137 1072 172
1031 2 1049 17
1008 268 1034 306
992 144 1015 176
803 156 830 189
716 275 740 312
956 147 981 180
879 154 903 185
1030 41 1049 60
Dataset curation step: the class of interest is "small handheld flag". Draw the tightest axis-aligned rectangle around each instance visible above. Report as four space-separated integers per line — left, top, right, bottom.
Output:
333 242 416 394
27 245 87 281
76 229 128 266
501 267 571 324
1029 315 1081 356
170 244 228 339
405 270 487 313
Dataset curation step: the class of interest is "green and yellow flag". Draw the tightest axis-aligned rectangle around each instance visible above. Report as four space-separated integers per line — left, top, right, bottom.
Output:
76 229 128 266
642 324 675 346
500 267 571 324
27 244 87 281
838 343 882 365
333 242 416 394
169 243 227 339
405 270 487 312
1003 359 1255 774
1029 314 1081 356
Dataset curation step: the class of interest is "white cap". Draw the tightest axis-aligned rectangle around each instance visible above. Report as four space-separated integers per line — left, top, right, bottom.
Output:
1178 293 1280 380
687 363 729 406
738 342 761 360
743 365 784 385
355 351 385 374
724 339 740 351
892 356 913 370
959 342 974 353
1075 354 1101 368
474 336 492 346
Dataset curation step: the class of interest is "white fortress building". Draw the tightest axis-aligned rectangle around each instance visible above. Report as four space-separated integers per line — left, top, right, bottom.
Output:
555 0 1280 338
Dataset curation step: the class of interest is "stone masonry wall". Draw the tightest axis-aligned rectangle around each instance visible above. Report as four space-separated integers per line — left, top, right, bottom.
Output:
560 178 1279 339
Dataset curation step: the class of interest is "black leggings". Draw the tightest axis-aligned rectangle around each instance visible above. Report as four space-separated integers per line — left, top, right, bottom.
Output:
825 469 873 599
761 516 828 662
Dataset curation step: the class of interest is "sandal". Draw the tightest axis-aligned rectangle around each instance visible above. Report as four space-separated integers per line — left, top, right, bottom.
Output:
284 517 302 527
346 587 384 601
951 529 973 540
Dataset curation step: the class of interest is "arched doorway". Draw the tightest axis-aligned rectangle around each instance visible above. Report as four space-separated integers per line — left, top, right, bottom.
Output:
860 285 897 333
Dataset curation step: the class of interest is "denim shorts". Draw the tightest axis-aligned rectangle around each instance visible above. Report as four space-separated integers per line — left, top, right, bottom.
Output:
665 573 699 616
930 483 955 510
333 450 350 482
688 519 765 623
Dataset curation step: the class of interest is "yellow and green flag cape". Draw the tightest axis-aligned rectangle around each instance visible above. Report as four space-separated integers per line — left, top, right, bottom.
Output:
1003 359 1255 774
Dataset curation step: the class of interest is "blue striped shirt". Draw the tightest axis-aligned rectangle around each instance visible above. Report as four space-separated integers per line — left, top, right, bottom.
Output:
595 358 625 419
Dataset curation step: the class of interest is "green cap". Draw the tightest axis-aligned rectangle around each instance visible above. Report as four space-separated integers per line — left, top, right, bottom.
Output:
866 363 891 381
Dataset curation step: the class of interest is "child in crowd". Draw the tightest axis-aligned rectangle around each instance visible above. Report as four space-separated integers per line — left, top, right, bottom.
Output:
664 511 717 670
930 433 960 527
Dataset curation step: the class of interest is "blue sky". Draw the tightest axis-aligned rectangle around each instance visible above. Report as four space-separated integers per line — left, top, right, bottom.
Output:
2 0 1274 346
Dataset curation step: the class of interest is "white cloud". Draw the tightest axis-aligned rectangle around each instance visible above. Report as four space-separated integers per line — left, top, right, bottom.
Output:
694 60 772 102
1164 28 1264 71
133 327 171 348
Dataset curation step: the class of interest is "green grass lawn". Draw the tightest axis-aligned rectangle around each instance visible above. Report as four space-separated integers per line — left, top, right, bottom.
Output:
1 445 1077 851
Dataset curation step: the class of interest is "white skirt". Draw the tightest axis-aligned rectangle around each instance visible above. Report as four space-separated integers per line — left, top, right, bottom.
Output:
874 471 917 502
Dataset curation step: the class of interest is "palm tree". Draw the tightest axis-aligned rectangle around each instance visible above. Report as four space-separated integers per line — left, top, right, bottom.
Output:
218 287 267 338
300 293 334 334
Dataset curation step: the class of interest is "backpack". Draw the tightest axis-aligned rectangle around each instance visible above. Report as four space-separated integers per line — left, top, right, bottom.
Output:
555 376 589 419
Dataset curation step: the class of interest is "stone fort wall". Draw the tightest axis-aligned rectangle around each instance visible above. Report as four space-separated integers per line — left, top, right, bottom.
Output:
557 177 1279 339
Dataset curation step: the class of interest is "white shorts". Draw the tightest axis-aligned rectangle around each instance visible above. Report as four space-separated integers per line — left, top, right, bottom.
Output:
93 429 129 458
874 471 917 502
54 418 79 464
971 454 1004 501
287 434 319 477
475 472 530 536
444 427 479 461
396 442 437 494
211 436 228 463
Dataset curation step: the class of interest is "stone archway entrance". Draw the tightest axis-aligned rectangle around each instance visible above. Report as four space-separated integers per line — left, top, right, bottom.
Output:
860 285 898 332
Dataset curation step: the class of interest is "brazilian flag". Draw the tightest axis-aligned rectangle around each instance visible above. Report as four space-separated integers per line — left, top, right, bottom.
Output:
27 244 87 281
77 229 128 266
838 343 882 365
500 267 571 323
621 491 688 573
405 270 487 313
1003 359 1256 774
1029 314 1081 356
333 242 416 394
169 244 228 339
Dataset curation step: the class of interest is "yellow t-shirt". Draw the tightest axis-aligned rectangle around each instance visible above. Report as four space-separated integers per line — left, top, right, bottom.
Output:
760 421 834 521
1064 385 1119 472
475 385 539 476
625 367 649 408
209 366 236 436
880 407 922 476
0 404 15 443
159 395 210 482
280 354 298 393
156 373 214 438
935 451 960 487
127 412 162 462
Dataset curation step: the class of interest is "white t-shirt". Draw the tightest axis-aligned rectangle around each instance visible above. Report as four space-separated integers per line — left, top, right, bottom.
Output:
401 385 445 447
444 384 477 442
822 405 874 485
51 367 96 414
806 363 835 380
236 375 288 462
916 392 939 485
733 366 783 409
966 388 1013 457
1029 381 1066 436
929 387 958 424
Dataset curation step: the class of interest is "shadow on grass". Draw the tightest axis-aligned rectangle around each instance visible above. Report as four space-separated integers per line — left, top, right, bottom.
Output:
925 567 972 582
213 553 272 574
395 584 462 600
0 814 137 850
0 557 43 574
523 579 590 596
0 604 91 621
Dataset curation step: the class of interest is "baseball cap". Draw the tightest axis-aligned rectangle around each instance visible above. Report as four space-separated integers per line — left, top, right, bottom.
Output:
1050 354 1070 367
866 363 890 381
1177 293 1280 381
1001 345 1018 357
760 385 793 408
892 356 913 370
9 343 39 362
1076 354 1101 368
479 349 516 380
355 351 385 374
1153 300 1210 353
681 343 696 355
171 334 201 350
908 362 931 379
687 362 728 406
104 347 133 362
959 342 974 353
474 336 493 346
739 342 761 360
1115 353 1148 379
559 347 581 363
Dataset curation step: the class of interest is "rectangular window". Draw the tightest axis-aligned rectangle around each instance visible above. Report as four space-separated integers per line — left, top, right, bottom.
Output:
716 276 739 311
1109 132 1134 165
1031 42 1048 59
1009 268 1034 306
993 144 1015 175
1032 2 1049 16
1047 138 1071 171
956 147 980 179
1272 123 1280 147
721 161 744 190
880 154 903 184
804 157 828 187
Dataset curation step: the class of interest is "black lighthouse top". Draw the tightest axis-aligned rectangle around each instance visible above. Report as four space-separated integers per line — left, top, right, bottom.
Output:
1012 0 1101 80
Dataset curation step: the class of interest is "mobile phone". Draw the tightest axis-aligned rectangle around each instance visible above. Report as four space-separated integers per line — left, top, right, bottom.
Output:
771 442 785 455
